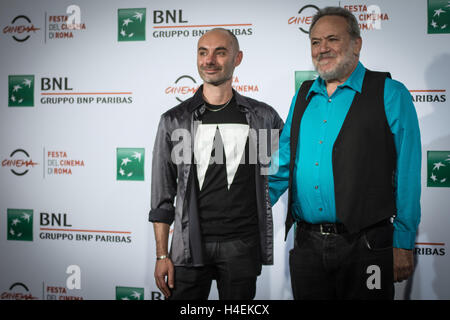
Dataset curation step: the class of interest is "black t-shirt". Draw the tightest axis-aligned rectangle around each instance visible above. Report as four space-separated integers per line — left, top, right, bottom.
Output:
194 95 258 242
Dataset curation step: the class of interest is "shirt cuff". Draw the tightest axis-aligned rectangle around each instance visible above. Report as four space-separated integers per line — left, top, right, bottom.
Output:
393 229 416 250
149 208 175 225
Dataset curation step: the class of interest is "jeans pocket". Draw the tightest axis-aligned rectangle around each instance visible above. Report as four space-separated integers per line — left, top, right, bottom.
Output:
294 227 308 250
227 237 262 278
363 223 393 252
234 235 259 252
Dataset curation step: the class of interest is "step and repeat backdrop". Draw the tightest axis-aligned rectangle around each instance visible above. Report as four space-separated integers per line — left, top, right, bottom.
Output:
0 0 449 300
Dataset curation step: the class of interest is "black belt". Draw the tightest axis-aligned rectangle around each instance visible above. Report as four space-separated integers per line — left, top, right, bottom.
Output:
298 222 348 235
297 219 391 235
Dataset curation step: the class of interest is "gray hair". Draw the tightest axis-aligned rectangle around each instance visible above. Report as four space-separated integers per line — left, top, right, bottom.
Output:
309 6 361 39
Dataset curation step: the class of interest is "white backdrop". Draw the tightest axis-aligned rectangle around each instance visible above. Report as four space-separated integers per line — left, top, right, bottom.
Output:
0 0 449 300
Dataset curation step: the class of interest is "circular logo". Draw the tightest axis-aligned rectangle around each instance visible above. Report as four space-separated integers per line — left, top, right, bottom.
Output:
174 75 197 102
298 5 320 34
1 282 38 300
165 75 199 103
2 149 38 176
3 15 40 42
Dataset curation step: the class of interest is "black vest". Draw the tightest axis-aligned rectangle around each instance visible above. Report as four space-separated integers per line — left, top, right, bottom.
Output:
285 70 397 238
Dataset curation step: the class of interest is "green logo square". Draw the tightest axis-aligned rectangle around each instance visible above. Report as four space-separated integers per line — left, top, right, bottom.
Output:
117 148 145 181
427 151 450 187
428 0 450 34
8 75 34 107
7 209 33 241
118 8 146 41
294 71 318 93
115 286 144 300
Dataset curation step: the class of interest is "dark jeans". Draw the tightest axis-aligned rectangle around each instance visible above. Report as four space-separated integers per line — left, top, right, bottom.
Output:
289 221 394 300
169 235 262 300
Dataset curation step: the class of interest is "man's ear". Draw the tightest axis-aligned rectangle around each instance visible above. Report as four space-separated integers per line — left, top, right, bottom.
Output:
353 37 362 56
234 50 243 67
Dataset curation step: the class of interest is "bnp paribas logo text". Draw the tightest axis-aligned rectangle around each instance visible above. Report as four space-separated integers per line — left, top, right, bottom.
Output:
428 151 450 187
116 148 145 181
7 209 33 241
118 8 146 41
115 286 144 300
428 0 450 34
8 75 34 107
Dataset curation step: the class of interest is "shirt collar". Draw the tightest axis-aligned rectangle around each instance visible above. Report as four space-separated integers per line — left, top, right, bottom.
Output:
307 61 366 99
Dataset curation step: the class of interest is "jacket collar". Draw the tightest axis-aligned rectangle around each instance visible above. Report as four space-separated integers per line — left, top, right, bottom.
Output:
187 84 252 113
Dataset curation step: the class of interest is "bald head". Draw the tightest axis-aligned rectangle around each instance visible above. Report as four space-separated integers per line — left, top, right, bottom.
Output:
199 28 240 55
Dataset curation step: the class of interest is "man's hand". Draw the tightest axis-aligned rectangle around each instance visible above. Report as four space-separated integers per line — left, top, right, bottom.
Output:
154 258 174 298
393 248 414 282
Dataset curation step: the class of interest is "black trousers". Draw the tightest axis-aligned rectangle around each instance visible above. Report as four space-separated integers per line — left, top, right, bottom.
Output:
289 221 394 300
169 235 262 300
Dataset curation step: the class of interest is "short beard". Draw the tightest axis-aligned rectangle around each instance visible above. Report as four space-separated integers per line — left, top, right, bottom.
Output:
202 74 232 86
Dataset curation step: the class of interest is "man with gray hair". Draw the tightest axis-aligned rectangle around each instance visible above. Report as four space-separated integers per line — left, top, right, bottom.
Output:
269 7 421 299
149 28 283 300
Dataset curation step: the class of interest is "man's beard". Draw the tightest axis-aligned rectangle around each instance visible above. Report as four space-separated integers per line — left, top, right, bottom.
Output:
313 44 357 81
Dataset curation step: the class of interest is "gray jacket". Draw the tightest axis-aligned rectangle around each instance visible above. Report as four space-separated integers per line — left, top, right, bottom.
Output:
149 86 283 266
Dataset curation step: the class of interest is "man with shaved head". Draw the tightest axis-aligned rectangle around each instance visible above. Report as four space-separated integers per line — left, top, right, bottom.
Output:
149 28 283 300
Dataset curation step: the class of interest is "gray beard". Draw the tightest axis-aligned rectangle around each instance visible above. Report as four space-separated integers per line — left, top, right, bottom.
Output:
316 57 355 81
314 42 358 81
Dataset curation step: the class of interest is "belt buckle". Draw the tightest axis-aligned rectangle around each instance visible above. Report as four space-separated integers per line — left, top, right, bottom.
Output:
319 224 334 235
319 224 330 235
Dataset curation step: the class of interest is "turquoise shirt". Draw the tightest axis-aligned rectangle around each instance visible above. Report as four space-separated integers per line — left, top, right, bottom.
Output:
269 62 421 249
